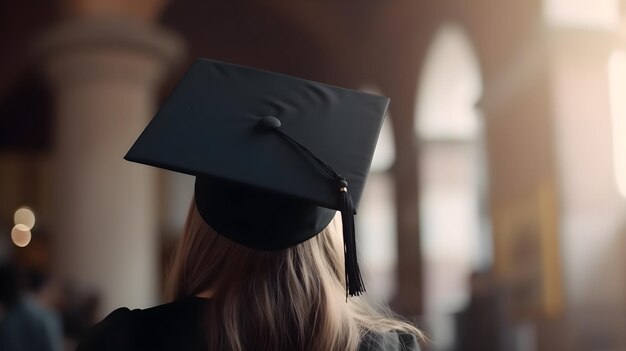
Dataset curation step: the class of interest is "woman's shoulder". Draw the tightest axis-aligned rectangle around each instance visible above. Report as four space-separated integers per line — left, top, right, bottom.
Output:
76 298 208 351
76 307 136 351
359 329 421 351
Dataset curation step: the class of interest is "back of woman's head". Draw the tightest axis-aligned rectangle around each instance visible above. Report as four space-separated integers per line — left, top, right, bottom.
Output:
166 201 421 351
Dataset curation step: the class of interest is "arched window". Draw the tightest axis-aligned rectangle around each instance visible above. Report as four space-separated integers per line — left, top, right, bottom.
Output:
416 23 488 348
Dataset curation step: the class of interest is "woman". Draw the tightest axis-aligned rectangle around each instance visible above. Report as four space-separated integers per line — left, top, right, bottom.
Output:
77 202 422 351
77 58 423 350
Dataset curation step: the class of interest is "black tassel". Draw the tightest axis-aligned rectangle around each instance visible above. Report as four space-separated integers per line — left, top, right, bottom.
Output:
263 119 366 299
338 179 365 298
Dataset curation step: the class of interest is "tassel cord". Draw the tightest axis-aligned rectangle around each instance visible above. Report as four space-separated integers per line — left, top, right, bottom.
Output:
267 127 366 297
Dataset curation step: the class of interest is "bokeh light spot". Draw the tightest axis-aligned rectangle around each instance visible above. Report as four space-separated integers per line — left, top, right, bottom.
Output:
11 224 32 247
14 207 36 230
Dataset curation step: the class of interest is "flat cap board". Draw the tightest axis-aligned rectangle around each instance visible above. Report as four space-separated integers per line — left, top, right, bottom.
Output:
125 58 389 211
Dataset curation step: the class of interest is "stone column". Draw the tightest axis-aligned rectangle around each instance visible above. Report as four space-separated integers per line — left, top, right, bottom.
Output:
389 92 423 317
39 19 183 314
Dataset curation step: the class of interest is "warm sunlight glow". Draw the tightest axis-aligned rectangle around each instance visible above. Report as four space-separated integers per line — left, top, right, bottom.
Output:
543 0 620 29
608 50 626 198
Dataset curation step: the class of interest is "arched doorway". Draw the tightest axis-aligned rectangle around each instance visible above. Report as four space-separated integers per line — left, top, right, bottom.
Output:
416 22 489 349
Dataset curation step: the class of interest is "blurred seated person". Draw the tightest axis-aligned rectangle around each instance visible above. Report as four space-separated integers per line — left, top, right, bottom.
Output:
0 263 63 351
454 270 513 351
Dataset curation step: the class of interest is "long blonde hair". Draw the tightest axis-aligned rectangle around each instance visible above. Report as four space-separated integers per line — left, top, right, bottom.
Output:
166 200 422 350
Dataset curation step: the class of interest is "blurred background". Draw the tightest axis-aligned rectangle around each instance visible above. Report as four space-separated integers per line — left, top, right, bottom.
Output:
1 0 625 350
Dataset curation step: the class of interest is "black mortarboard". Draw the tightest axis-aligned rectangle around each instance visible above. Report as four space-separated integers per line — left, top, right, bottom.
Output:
125 58 389 297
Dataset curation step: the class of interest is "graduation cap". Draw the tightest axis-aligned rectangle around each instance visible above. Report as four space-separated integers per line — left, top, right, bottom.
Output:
125 58 389 297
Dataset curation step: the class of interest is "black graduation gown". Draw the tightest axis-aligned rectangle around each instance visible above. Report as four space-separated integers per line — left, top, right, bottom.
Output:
76 297 420 351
